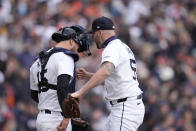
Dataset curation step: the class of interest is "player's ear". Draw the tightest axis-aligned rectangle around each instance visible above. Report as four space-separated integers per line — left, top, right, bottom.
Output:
96 30 101 39
98 30 101 35
69 39 74 48
99 30 105 42
100 30 105 39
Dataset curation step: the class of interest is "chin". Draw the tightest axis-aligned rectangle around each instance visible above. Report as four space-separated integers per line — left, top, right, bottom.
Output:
97 46 102 49
95 43 101 49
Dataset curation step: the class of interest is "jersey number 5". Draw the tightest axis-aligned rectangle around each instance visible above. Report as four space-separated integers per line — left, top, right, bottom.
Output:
130 59 137 80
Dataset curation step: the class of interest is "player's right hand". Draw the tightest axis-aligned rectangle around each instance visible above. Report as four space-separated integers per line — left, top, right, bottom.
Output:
71 91 81 99
57 118 69 131
76 68 89 80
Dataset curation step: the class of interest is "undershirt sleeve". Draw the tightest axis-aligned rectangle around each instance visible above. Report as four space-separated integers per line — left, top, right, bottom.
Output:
57 74 71 113
31 90 39 103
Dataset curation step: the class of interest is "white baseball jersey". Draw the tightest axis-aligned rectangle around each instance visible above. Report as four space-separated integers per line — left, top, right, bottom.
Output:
30 52 74 112
101 38 142 100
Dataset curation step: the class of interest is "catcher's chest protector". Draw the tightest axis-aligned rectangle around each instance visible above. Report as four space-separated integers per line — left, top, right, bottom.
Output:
37 47 79 93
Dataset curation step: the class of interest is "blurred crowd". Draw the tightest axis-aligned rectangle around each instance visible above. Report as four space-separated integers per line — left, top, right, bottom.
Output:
0 0 196 131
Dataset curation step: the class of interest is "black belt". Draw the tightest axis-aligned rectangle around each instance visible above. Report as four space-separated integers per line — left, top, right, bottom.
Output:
43 109 52 114
110 94 142 105
41 109 64 116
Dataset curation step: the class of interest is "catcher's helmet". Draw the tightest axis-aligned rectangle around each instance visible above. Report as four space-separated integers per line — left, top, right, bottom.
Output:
52 25 91 55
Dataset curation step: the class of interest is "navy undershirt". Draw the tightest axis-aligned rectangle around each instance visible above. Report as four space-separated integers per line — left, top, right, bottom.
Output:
57 74 71 109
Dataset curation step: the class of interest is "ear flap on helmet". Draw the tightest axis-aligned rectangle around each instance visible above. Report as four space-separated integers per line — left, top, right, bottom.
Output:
77 33 91 55
70 25 91 55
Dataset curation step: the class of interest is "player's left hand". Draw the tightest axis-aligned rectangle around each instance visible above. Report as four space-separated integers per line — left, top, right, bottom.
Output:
57 118 69 131
77 68 89 80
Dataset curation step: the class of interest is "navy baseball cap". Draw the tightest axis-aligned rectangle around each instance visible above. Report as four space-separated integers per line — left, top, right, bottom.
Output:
88 16 115 33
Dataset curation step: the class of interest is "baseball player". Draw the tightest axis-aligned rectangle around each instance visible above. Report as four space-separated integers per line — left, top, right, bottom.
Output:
72 16 145 131
30 25 90 131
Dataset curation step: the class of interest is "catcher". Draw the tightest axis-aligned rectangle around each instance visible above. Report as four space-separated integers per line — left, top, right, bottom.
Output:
30 25 89 131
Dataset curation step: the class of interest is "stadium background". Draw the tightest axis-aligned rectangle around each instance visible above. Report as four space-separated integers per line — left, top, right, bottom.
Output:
0 0 195 130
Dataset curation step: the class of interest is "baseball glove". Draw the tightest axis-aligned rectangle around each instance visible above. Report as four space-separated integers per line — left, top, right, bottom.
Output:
62 94 80 118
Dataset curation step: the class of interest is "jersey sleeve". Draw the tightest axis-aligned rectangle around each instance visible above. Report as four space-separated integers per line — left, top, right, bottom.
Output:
30 66 38 91
101 44 120 68
55 53 74 77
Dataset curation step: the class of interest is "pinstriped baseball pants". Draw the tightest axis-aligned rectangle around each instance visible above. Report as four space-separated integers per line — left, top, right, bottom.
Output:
103 97 145 131
36 111 72 131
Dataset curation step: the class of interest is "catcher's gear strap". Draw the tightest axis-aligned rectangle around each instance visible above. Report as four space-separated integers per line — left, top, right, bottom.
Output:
37 47 79 94
71 118 89 131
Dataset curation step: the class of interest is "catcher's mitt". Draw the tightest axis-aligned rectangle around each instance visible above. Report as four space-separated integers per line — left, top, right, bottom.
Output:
62 94 80 118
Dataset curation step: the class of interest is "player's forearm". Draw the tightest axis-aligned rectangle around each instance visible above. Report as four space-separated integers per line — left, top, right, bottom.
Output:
57 74 70 110
78 67 110 96
86 72 94 78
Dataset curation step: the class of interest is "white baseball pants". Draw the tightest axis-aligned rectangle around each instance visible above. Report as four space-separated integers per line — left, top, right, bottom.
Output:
103 97 145 131
36 111 72 131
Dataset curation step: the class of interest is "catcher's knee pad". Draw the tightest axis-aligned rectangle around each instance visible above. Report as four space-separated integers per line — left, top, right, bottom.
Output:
71 118 89 131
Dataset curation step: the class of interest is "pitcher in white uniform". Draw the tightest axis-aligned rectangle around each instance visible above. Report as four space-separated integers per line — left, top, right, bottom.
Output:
72 16 145 131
